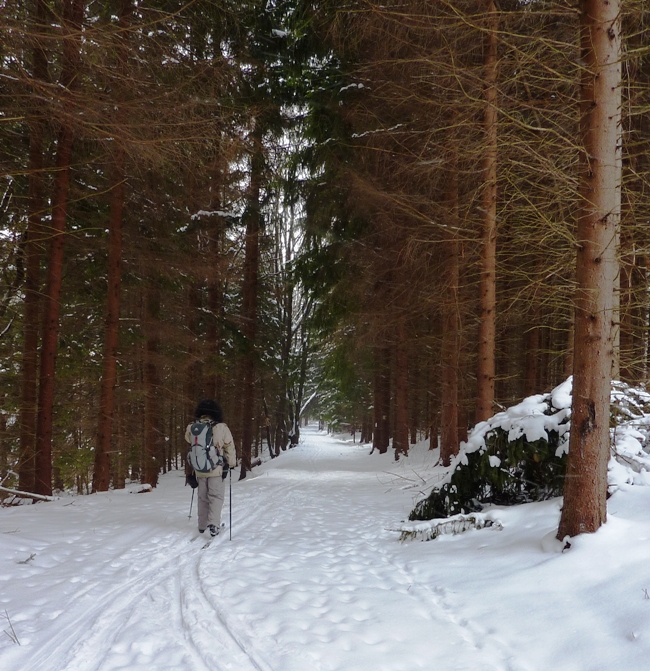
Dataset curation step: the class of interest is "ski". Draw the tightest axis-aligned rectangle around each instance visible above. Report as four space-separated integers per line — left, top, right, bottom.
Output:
199 522 225 549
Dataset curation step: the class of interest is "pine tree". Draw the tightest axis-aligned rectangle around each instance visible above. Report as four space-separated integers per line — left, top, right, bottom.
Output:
557 0 621 539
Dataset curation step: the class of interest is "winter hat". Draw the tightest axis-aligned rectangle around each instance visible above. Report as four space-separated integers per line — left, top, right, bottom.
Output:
194 399 223 423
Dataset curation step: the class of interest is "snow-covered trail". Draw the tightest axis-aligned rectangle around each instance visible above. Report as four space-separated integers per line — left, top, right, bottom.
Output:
0 428 512 671
3 426 650 671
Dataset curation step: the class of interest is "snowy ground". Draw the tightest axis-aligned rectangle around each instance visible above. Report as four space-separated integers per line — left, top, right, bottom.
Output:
2 425 650 671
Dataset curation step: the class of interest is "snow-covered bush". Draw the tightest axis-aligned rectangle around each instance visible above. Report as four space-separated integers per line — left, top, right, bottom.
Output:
410 378 650 521
608 381 650 489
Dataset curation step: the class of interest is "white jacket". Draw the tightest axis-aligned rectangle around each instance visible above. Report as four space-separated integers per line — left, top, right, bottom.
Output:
185 420 237 478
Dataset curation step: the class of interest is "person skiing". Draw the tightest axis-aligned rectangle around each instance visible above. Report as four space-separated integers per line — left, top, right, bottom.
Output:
185 399 237 537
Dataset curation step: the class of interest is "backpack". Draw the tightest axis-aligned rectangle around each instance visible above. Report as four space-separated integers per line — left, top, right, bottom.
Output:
187 421 224 474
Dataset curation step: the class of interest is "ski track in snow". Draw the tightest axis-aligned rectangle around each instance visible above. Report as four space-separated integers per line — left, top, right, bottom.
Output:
4 426 650 670
28 476 301 671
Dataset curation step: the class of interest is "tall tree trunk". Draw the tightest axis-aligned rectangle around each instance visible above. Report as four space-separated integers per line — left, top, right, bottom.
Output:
557 0 621 540
618 244 645 385
206 155 225 400
294 330 310 438
538 321 551 391
372 346 383 453
457 399 468 445
275 265 293 454
393 320 409 460
93 156 126 492
18 0 49 493
440 140 460 466
143 287 161 487
475 0 498 423
262 395 273 457
564 317 575 380
93 0 133 493
440 245 459 465
379 346 391 453
33 0 84 496
206 240 224 400
428 321 440 451
409 357 419 445
619 253 633 383
0 392 7 479
361 411 371 445
631 257 647 382
186 283 203 403
239 125 263 479
294 321 310 444
113 367 126 489
524 307 540 398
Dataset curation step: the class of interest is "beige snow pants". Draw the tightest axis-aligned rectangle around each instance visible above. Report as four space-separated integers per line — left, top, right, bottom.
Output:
197 474 225 531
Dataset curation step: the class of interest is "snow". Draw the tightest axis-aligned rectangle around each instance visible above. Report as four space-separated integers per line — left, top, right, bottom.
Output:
339 83 365 93
2 425 650 670
190 210 238 220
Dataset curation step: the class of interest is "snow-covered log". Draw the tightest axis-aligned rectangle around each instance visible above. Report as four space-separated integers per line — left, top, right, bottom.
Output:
0 486 55 502
397 512 503 542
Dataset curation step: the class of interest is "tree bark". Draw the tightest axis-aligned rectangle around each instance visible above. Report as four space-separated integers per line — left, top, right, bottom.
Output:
378 346 391 453
93 0 133 492
372 347 383 453
557 0 621 540
93 156 126 492
275 248 294 455
619 253 633 383
0 392 7 480
524 308 540 398
206 155 225 401
440 243 459 465
564 317 575 380
186 282 203 403
262 396 273 456
631 257 647 382
294 319 310 443
18 0 49 493
33 0 84 496
112 368 126 490
143 287 161 487
361 412 371 444
239 125 263 479
619 247 645 384
440 139 460 466
393 320 409 460
475 0 498 424
428 322 440 451
206 247 224 401
409 361 419 445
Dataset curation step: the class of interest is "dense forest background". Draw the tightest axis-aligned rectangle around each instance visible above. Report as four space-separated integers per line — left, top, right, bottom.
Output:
1 0 648 516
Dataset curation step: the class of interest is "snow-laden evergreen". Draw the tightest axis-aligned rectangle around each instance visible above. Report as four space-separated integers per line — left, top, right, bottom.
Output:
410 378 650 521
2 425 650 670
444 377 650 479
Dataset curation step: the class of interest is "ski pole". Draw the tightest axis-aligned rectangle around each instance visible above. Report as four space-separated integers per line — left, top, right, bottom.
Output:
188 487 195 519
229 467 232 541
